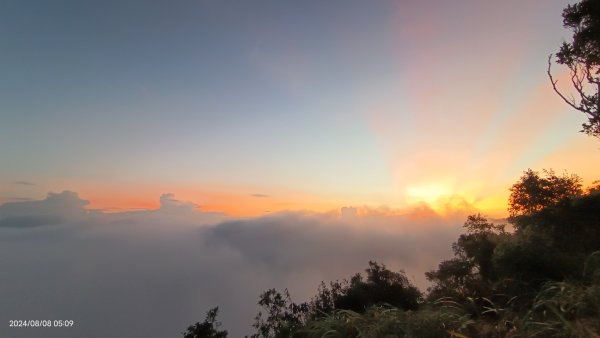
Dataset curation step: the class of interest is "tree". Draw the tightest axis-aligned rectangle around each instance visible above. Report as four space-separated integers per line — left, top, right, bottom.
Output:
426 214 506 300
252 288 308 338
327 261 422 313
425 257 475 300
182 307 228 338
548 0 600 137
463 213 504 234
508 169 582 219
251 262 422 337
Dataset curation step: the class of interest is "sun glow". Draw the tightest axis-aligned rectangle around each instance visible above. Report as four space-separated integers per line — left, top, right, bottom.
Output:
405 183 453 205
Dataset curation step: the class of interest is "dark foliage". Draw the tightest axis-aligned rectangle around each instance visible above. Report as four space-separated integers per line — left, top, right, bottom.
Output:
182 307 228 338
350 262 418 310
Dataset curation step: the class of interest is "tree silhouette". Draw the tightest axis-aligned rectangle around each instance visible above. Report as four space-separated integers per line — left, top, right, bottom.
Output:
328 261 422 313
548 0 600 137
426 214 505 300
508 169 582 219
182 307 228 338
250 261 421 337
251 289 307 338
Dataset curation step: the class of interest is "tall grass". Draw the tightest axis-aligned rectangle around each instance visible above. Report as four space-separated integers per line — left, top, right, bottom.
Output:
297 304 470 338
515 280 600 337
292 277 599 338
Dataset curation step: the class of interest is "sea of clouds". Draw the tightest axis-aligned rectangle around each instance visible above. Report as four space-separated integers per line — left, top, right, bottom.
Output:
0 191 474 337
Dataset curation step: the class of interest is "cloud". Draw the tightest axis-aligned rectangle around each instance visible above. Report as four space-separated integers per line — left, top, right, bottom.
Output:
0 192 471 337
250 193 269 198
340 206 357 219
13 181 36 186
159 192 198 211
3 197 33 201
0 191 88 228
113 193 226 226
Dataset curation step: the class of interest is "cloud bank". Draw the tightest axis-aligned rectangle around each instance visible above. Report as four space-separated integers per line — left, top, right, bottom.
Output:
0 192 473 337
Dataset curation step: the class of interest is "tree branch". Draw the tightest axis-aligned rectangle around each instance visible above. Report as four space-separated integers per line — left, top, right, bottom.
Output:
548 55 595 116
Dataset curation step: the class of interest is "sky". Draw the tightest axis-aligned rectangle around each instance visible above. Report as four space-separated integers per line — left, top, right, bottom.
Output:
1 0 600 336
2 0 599 216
